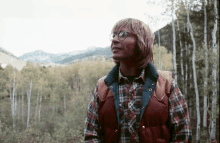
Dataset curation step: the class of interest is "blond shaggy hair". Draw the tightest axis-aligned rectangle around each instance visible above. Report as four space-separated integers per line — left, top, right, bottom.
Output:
111 18 155 69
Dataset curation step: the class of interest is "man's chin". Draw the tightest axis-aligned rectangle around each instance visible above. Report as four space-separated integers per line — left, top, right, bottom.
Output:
112 56 121 61
113 57 127 63
113 56 136 61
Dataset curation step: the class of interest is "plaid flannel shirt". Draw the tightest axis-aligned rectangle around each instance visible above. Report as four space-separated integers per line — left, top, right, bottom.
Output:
84 68 192 143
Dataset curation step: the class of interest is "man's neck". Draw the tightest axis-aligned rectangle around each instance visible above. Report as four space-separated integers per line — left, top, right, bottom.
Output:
119 61 142 77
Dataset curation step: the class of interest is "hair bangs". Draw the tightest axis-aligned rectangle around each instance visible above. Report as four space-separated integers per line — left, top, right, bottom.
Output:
111 19 133 33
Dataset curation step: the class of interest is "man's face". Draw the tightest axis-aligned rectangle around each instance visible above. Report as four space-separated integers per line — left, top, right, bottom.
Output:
111 27 137 62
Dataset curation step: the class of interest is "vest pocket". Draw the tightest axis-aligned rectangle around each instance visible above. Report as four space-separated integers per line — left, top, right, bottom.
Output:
140 127 154 142
141 126 168 143
104 127 118 143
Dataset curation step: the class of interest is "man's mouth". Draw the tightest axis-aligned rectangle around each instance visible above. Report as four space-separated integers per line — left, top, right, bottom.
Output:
112 48 122 52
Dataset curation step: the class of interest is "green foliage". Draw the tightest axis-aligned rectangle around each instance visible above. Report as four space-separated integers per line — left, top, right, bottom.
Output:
0 60 115 142
0 67 8 97
0 40 218 142
153 44 173 71
156 1 219 140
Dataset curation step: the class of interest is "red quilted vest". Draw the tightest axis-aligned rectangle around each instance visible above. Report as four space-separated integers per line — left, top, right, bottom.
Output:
97 70 173 143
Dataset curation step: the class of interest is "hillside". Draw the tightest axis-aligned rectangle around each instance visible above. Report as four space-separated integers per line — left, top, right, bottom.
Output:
0 51 26 71
0 47 19 60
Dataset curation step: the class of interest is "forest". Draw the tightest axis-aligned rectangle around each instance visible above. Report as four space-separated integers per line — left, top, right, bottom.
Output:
151 0 219 142
0 0 219 142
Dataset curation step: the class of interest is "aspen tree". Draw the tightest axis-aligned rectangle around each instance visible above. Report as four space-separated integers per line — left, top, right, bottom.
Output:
144 1 165 70
0 119 2 134
15 91 17 118
158 30 161 69
27 79 32 128
210 0 218 140
64 94 66 115
184 24 188 108
35 90 39 125
172 0 177 82
9 70 16 130
186 15 192 118
22 89 24 129
18 95 20 120
203 0 208 128
37 77 45 122
38 86 42 122
185 0 200 141
160 0 179 80
177 19 184 90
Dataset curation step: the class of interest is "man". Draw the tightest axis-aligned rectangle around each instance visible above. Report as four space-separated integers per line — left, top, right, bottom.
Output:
84 18 192 143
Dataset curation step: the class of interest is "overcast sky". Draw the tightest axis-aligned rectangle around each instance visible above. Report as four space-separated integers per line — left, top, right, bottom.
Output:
0 0 172 57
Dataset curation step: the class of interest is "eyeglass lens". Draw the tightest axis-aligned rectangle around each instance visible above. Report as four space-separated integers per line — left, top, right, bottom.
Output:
110 31 128 41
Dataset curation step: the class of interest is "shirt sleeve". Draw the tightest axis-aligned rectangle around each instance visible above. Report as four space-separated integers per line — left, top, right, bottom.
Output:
169 80 192 143
84 85 102 143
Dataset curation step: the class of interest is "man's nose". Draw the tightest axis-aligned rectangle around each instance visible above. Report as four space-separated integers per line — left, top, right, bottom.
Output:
112 35 120 44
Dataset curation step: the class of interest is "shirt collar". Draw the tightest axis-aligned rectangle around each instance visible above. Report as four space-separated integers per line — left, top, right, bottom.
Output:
104 62 158 87
118 68 145 83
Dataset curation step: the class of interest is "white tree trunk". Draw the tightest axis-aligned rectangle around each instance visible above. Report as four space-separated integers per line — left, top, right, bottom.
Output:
186 1 200 142
15 92 17 118
18 95 20 120
13 72 16 130
27 79 32 128
38 95 42 122
172 0 177 82
10 90 14 130
208 95 211 135
0 119 2 134
184 25 188 101
187 23 192 118
203 1 208 128
38 87 42 122
64 94 66 115
187 26 193 118
158 30 161 69
210 0 218 140
51 88 55 117
14 92 17 128
35 90 39 124
10 88 12 116
22 89 24 129
177 20 184 89
190 62 195 117
26 90 30 128
9 71 16 130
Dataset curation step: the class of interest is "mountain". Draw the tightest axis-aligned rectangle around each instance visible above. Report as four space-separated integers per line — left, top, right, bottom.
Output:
19 46 112 64
58 46 112 64
19 50 58 63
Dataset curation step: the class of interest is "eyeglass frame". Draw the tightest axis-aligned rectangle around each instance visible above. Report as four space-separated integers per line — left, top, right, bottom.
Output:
109 31 134 41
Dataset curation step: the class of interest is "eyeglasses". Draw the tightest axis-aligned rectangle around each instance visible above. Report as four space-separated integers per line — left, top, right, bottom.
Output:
109 31 133 41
